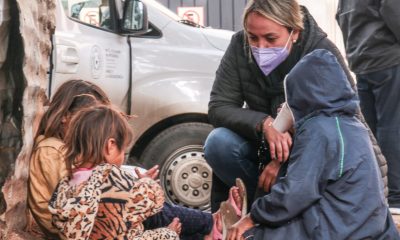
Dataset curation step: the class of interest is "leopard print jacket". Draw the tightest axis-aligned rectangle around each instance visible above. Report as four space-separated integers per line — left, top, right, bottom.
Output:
48 164 178 239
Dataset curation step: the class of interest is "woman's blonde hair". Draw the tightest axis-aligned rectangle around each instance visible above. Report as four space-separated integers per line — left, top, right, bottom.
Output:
243 0 304 33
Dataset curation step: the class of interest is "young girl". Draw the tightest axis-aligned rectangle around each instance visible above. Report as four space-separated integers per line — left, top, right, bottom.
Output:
48 105 180 239
28 80 110 237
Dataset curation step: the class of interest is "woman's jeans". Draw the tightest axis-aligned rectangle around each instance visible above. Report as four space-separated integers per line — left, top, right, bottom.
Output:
357 64 400 208
204 127 259 212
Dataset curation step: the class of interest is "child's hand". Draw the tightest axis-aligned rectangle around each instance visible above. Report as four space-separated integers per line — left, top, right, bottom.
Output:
226 214 255 240
258 160 281 192
168 217 182 235
135 165 160 180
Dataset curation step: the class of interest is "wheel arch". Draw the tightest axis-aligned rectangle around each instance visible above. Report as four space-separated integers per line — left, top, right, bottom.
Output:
129 113 210 164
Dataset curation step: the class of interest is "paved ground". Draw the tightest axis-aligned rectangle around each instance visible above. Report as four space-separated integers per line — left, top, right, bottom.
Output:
392 214 400 231
26 211 400 238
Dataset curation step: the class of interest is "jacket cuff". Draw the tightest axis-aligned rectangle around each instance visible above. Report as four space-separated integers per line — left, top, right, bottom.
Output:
249 207 261 224
255 115 270 135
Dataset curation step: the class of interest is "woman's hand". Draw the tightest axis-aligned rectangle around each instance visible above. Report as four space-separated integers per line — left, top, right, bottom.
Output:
135 165 159 180
258 160 281 192
226 214 255 240
263 117 292 162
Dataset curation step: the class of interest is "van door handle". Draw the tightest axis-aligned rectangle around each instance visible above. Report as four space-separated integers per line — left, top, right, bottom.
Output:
60 47 79 64
55 45 79 73
61 55 79 64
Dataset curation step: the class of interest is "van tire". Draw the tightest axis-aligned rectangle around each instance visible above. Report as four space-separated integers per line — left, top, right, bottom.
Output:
140 122 213 210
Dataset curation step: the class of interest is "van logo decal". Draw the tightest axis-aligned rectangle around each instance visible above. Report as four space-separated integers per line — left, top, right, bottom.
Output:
91 45 103 79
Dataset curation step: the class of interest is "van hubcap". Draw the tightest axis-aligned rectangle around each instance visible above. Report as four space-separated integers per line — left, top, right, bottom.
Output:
161 145 211 211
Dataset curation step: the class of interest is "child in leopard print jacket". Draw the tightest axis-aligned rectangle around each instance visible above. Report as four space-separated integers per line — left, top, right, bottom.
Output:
48 105 180 240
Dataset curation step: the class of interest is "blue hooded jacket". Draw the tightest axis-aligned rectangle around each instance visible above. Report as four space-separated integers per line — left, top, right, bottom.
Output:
246 50 399 239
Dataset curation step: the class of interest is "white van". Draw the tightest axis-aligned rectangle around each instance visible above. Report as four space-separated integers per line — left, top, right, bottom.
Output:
51 0 233 210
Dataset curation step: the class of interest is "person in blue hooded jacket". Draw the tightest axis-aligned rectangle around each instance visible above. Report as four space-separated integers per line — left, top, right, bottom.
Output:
226 49 399 240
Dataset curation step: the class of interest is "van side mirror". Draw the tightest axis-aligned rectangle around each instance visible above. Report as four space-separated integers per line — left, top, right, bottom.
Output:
121 0 148 34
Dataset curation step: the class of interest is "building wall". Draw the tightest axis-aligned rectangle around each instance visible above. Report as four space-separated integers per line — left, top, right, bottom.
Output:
156 0 345 53
157 0 248 31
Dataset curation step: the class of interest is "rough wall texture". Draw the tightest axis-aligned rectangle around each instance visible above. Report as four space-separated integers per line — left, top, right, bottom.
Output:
0 0 55 238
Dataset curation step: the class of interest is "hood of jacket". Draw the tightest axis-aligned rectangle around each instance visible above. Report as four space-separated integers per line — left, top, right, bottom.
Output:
285 49 358 123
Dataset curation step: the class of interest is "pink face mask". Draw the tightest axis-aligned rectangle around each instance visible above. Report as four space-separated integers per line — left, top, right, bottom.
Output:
250 31 293 76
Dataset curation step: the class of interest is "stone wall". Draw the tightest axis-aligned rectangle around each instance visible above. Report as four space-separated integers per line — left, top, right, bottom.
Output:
0 0 55 238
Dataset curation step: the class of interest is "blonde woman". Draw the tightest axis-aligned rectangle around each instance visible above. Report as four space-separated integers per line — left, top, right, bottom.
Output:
204 0 387 214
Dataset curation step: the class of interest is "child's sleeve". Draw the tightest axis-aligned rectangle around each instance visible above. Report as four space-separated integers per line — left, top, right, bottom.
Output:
38 146 68 193
140 228 179 240
250 130 330 226
29 145 68 234
125 176 165 223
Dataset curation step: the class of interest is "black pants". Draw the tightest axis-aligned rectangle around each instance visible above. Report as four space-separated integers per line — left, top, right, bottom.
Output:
143 202 213 239
357 64 400 208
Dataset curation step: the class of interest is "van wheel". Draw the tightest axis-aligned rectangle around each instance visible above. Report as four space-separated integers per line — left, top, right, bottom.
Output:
140 122 213 211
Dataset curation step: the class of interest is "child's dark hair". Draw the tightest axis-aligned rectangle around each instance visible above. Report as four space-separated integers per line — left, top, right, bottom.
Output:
36 80 110 140
63 105 133 175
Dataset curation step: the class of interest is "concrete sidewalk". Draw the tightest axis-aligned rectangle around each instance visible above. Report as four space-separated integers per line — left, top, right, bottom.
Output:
392 214 400 231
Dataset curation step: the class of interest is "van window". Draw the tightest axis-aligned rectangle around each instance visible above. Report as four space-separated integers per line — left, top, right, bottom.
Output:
62 0 113 30
142 0 180 21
